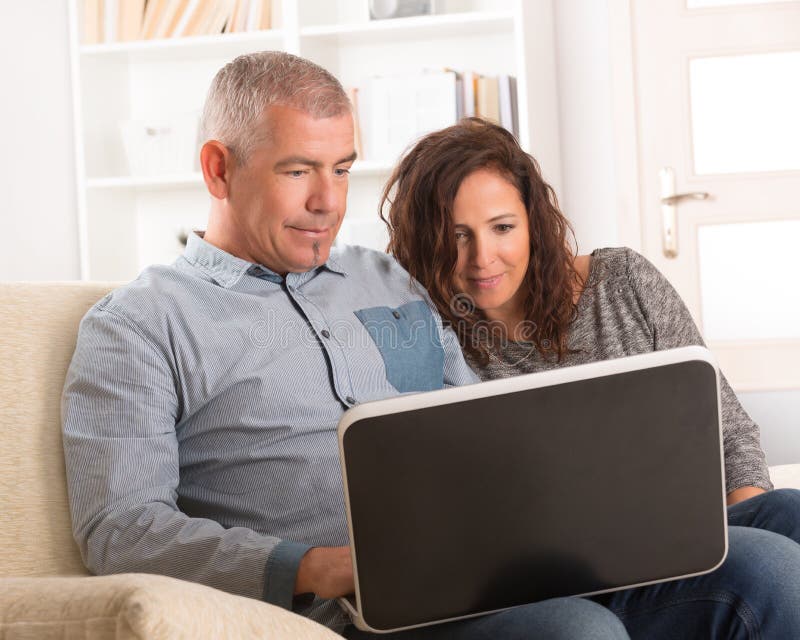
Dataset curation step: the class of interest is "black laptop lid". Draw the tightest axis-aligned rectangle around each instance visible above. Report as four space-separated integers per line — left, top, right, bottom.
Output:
340 354 726 632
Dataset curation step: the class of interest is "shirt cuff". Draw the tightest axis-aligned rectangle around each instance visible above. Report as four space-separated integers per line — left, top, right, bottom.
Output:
262 540 313 610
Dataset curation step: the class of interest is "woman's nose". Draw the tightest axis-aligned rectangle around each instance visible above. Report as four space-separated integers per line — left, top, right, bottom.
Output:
470 234 495 269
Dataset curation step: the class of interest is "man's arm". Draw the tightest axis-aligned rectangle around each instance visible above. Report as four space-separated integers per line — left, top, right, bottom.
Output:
62 306 310 609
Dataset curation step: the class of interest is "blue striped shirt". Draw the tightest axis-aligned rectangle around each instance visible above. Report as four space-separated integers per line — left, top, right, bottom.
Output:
62 232 479 632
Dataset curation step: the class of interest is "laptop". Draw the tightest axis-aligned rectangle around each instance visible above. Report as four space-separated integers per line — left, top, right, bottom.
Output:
337 346 728 634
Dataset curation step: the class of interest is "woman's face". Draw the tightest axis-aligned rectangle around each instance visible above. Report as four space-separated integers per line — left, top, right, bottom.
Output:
451 169 530 326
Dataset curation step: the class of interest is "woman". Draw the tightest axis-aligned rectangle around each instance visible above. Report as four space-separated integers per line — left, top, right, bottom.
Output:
380 117 800 638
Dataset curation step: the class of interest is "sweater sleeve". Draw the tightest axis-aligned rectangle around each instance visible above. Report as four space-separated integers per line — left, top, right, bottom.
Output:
624 248 772 494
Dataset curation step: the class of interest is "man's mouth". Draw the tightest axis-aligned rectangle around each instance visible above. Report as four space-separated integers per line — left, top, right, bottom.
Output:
289 227 329 238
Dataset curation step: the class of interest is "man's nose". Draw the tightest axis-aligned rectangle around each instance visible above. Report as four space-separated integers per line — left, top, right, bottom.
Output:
307 173 339 214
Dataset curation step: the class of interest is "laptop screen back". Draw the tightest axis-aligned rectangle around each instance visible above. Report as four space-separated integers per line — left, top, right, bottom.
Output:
341 358 726 631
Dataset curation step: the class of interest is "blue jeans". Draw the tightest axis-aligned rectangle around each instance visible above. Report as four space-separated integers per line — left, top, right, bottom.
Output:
343 489 800 639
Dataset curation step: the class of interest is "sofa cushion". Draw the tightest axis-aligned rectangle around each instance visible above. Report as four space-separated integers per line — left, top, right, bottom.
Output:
0 573 341 639
0 283 118 577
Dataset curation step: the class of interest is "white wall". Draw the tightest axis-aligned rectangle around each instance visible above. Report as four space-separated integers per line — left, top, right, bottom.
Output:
552 0 618 254
739 392 800 466
552 0 799 466
0 0 79 281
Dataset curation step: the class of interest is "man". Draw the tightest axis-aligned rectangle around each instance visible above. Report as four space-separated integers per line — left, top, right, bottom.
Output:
63 52 800 639
61 52 627 638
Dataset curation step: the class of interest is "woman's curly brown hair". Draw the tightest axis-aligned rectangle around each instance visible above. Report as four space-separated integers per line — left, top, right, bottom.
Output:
380 117 581 366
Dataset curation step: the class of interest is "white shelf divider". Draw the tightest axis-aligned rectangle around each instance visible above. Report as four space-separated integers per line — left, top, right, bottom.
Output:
300 11 514 39
79 30 286 63
87 173 204 190
85 161 394 192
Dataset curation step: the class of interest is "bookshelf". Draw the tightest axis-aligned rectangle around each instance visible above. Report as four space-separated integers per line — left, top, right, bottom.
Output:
68 0 561 281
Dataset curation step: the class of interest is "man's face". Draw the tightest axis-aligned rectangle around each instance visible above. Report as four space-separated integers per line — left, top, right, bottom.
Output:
226 105 355 276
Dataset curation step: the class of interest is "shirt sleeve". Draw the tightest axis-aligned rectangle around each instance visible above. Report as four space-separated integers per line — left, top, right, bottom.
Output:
61 304 311 610
624 249 772 494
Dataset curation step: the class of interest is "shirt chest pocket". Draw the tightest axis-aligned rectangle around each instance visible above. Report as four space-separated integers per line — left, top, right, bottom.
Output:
354 300 445 393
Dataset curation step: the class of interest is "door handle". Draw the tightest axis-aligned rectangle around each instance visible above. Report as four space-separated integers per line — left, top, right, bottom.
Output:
659 167 711 258
661 192 709 205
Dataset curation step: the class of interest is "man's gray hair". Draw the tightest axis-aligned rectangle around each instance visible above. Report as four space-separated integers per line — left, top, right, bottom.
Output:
199 51 351 164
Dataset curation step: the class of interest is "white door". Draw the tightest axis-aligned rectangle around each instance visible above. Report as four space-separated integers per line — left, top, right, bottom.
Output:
630 0 800 391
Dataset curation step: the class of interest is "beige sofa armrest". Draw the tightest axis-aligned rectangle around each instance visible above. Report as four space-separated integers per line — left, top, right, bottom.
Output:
0 573 343 640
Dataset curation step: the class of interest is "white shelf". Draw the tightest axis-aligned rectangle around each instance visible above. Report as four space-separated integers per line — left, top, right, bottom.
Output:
300 11 514 43
68 0 561 281
79 29 285 62
85 162 394 191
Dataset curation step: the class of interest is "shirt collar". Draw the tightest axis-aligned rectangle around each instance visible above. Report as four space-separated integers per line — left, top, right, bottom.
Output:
183 232 347 288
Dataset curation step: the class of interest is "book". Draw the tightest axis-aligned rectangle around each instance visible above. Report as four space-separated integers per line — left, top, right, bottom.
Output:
224 0 242 32
83 0 104 44
103 0 117 43
204 0 235 34
246 0 261 31
153 0 190 39
259 0 272 30
233 0 252 32
444 68 464 120
462 70 477 118
476 75 500 124
270 0 281 28
509 75 519 138
139 0 169 39
171 0 200 36
498 74 518 136
455 72 464 120
346 87 365 160
117 0 145 42
177 1 216 36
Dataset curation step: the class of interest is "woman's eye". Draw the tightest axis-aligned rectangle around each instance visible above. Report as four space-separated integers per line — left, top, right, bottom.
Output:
495 224 514 233
455 232 468 241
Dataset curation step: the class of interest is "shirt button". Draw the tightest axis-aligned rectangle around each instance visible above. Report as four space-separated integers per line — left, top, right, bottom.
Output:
392 310 401 319
346 396 356 405
321 329 331 339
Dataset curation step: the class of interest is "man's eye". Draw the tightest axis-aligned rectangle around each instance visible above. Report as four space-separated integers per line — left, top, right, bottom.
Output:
334 168 350 177
288 170 307 178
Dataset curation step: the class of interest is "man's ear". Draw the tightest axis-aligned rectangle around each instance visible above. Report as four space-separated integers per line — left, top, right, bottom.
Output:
200 140 233 200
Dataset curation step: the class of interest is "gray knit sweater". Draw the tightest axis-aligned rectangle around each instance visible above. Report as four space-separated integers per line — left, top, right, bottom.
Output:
466 247 772 494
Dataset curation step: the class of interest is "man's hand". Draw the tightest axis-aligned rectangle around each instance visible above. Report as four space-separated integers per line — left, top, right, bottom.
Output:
294 546 354 598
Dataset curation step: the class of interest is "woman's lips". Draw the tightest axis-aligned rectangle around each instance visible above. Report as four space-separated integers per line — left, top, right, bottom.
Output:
469 274 503 289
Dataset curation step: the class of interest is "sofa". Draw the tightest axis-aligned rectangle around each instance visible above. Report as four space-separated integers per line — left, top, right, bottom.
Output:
0 283 341 639
1 282 799 639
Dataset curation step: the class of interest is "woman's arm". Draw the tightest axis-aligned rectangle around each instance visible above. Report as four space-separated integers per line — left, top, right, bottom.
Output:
624 248 774 496
727 486 767 506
